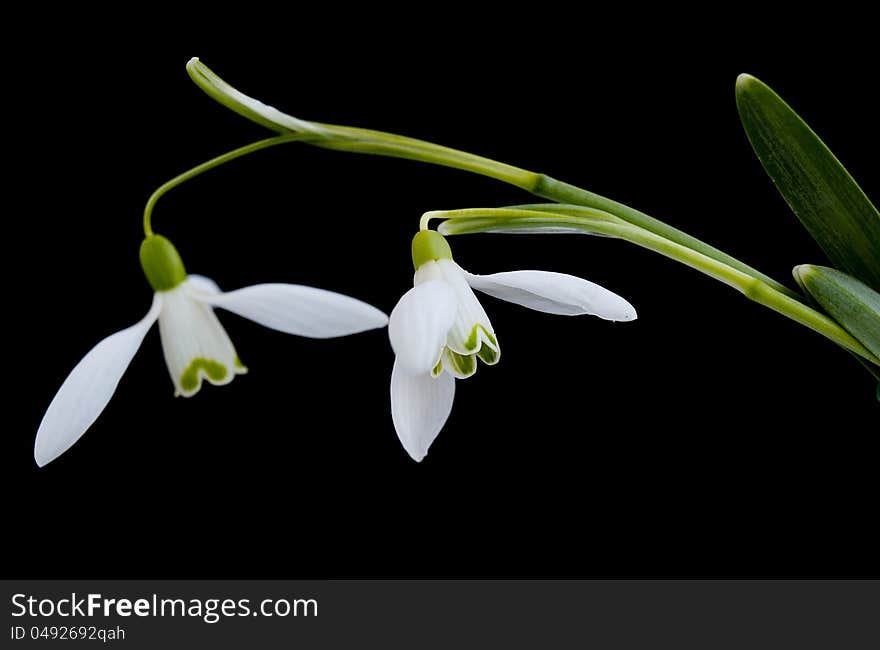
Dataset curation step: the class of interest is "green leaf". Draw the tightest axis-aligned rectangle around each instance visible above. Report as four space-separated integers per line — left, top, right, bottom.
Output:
736 74 880 292
795 264 880 399
793 265 880 360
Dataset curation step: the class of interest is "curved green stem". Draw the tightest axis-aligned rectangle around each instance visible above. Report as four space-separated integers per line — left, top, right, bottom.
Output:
187 59 536 190
143 133 308 236
184 60 880 378
528 176 799 300
187 58 799 300
436 208 880 367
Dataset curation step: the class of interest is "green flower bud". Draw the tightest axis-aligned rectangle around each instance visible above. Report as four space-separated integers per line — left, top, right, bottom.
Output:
140 234 187 292
411 230 453 270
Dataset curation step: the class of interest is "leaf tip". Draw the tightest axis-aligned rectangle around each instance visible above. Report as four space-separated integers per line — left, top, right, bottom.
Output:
792 263 814 284
736 73 757 88
735 73 766 101
792 264 813 295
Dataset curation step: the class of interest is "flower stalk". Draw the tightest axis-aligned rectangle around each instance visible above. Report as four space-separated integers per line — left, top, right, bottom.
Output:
184 58 880 378
143 133 308 236
186 58 799 301
436 207 880 366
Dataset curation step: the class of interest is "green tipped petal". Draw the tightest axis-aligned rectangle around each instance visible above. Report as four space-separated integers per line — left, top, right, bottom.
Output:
477 345 498 366
444 349 477 379
475 327 500 365
412 230 453 270
737 74 880 291
180 357 228 394
431 359 444 378
794 265 880 361
140 235 186 292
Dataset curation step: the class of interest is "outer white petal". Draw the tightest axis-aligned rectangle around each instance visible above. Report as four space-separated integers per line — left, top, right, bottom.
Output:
158 284 246 397
189 283 388 338
388 280 458 375
390 358 455 462
34 295 162 467
464 269 637 321
417 260 498 356
185 274 222 295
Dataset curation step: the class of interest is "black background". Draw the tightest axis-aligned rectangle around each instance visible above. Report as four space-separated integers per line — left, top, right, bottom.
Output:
6 15 878 579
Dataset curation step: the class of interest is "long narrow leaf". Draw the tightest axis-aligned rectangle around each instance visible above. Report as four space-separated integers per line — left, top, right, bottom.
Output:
736 74 880 291
793 265 880 359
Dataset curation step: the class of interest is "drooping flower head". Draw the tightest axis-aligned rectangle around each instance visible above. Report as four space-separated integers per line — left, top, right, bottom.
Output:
388 230 636 462
34 233 388 466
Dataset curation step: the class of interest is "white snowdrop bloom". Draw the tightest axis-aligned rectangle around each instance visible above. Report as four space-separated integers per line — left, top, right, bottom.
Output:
34 234 388 467
388 230 636 462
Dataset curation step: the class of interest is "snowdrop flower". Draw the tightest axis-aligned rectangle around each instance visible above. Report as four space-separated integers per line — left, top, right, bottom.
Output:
388 230 636 462
35 234 388 467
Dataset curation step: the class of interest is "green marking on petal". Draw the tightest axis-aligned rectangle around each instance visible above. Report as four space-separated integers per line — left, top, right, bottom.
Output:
464 325 480 351
431 359 444 378
477 344 499 366
462 323 500 364
477 327 500 365
411 230 453 270
445 349 477 379
234 355 247 370
180 357 228 393
464 324 498 354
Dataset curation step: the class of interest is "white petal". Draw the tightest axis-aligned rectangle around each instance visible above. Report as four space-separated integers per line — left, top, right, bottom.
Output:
186 274 222 295
34 295 162 467
418 260 498 357
390 358 455 462
465 269 637 321
388 280 458 375
190 283 388 338
158 285 246 397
